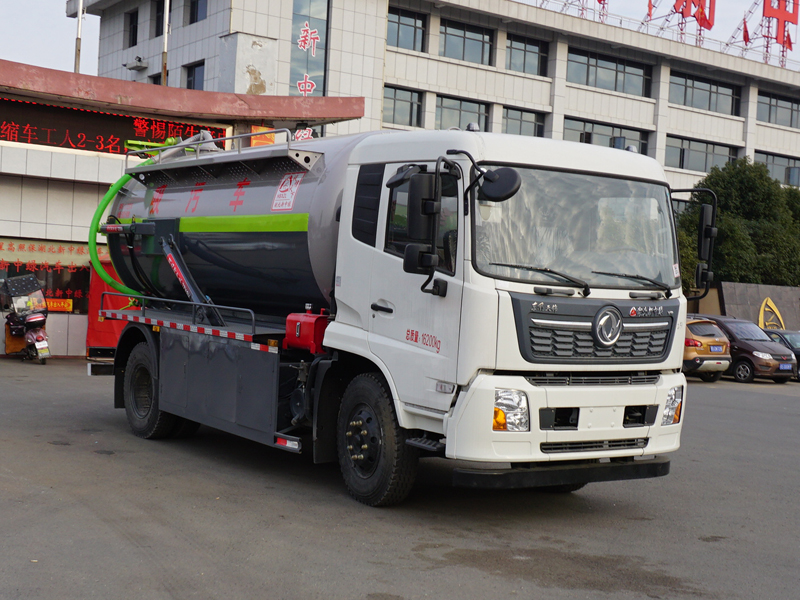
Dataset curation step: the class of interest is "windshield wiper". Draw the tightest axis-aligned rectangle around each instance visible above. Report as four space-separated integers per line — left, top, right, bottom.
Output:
591 270 672 298
491 263 591 296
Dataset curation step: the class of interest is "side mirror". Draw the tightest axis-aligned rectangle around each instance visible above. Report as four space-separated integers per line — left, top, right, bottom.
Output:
694 263 713 288
697 203 717 262
403 243 439 275
406 173 440 240
480 167 521 202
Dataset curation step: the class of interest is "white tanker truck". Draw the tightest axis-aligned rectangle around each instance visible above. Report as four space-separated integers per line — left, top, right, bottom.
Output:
90 128 717 506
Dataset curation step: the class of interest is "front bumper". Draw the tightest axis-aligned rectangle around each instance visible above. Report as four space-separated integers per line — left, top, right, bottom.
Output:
445 371 685 463
453 456 670 489
752 359 797 378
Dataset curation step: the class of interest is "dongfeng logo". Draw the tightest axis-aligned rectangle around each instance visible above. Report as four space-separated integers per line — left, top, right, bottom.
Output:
593 306 623 347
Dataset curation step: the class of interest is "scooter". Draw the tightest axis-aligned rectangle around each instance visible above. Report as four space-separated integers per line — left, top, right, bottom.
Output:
2 274 50 365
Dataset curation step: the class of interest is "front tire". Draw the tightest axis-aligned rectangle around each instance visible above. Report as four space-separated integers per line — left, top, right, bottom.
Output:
123 342 176 439
733 360 755 383
698 371 723 383
336 373 418 507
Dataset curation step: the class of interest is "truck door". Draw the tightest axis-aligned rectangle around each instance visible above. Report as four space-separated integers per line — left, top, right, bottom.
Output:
368 163 464 414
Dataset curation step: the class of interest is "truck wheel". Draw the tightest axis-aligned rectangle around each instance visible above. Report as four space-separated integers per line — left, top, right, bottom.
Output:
336 373 418 507
698 372 722 382
733 360 755 383
123 342 177 439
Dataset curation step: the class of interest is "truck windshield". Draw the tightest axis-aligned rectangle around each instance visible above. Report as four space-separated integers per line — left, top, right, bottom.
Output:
473 166 679 291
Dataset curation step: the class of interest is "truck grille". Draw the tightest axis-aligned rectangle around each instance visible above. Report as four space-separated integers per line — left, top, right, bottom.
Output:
526 373 661 386
541 438 649 453
530 327 669 360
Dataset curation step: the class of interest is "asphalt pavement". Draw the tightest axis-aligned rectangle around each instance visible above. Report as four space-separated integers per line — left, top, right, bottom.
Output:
0 357 797 600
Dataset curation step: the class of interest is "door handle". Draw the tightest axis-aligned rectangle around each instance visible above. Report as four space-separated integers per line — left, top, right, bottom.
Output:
371 303 393 314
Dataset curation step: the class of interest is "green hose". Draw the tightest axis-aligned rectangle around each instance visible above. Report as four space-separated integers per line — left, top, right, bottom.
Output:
88 159 154 296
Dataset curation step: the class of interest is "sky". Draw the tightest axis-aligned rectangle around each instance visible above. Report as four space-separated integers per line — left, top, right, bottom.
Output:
0 0 795 76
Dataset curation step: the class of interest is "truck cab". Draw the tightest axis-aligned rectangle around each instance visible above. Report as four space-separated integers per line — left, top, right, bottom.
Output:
328 131 686 494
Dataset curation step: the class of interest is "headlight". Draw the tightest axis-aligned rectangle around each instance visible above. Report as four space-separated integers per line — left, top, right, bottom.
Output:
494 389 530 432
661 385 683 426
753 351 772 360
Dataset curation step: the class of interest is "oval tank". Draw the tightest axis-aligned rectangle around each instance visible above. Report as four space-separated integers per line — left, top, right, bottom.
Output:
107 132 380 317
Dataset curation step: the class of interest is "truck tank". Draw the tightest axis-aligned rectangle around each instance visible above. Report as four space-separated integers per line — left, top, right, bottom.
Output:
107 132 383 317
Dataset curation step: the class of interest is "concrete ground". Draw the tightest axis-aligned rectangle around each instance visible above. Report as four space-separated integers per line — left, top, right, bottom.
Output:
0 357 797 599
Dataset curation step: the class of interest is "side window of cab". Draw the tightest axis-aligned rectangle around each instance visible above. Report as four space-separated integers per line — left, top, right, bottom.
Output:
384 174 460 275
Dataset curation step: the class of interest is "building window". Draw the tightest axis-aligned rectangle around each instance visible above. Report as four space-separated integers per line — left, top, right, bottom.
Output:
505 34 547 77
439 19 492 66
503 108 545 137
290 0 329 98
564 118 649 154
757 92 800 129
189 0 207 24
669 72 740 116
436 96 489 131
566 49 651 97
387 7 425 52
153 0 165 37
126 10 138 48
383 87 422 127
185 62 204 91
665 136 737 172
755 151 800 185
150 73 163 85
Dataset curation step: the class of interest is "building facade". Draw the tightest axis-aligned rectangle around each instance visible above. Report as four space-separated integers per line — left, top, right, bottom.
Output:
68 0 800 191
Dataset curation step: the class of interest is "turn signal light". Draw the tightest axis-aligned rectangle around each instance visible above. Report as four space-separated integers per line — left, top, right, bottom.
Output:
493 407 507 431
684 338 702 348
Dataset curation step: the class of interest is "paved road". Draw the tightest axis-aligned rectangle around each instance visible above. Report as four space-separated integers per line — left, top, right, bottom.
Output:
0 358 797 599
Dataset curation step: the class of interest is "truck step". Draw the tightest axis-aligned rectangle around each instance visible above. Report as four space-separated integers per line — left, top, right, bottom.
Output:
406 437 446 456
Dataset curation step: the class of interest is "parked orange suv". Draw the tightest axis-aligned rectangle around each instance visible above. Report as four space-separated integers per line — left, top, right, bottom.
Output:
683 318 731 382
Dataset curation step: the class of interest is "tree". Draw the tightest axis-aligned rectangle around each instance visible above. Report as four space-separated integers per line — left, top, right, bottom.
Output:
677 158 800 289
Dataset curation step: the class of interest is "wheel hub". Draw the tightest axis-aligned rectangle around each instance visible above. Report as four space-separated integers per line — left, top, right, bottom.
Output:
131 365 153 418
344 405 381 478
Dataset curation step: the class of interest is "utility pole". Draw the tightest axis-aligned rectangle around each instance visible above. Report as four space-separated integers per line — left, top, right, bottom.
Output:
74 0 84 73
161 0 171 85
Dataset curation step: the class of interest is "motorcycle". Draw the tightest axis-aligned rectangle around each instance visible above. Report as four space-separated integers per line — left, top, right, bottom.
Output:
2 274 50 365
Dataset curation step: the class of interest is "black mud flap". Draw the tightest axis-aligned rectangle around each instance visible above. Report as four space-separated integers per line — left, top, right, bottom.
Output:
452 457 670 489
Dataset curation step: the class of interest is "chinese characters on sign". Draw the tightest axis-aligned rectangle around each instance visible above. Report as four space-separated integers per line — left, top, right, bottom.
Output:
0 97 225 156
297 22 321 56
296 74 317 97
764 0 798 49
673 0 715 30
0 238 99 313
291 2 328 99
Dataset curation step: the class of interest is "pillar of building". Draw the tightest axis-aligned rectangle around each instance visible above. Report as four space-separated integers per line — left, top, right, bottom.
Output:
651 58 671 164
546 34 568 140
740 81 759 161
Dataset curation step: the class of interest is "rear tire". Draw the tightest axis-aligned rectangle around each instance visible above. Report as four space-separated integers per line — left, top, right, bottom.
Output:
698 371 723 382
123 342 177 439
337 373 418 507
733 360 755 383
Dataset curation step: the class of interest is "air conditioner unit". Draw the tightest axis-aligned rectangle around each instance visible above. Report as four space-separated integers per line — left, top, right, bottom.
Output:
124 57 148 71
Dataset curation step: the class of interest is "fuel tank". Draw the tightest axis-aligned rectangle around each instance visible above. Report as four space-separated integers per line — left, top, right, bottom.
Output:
107 132 379 317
